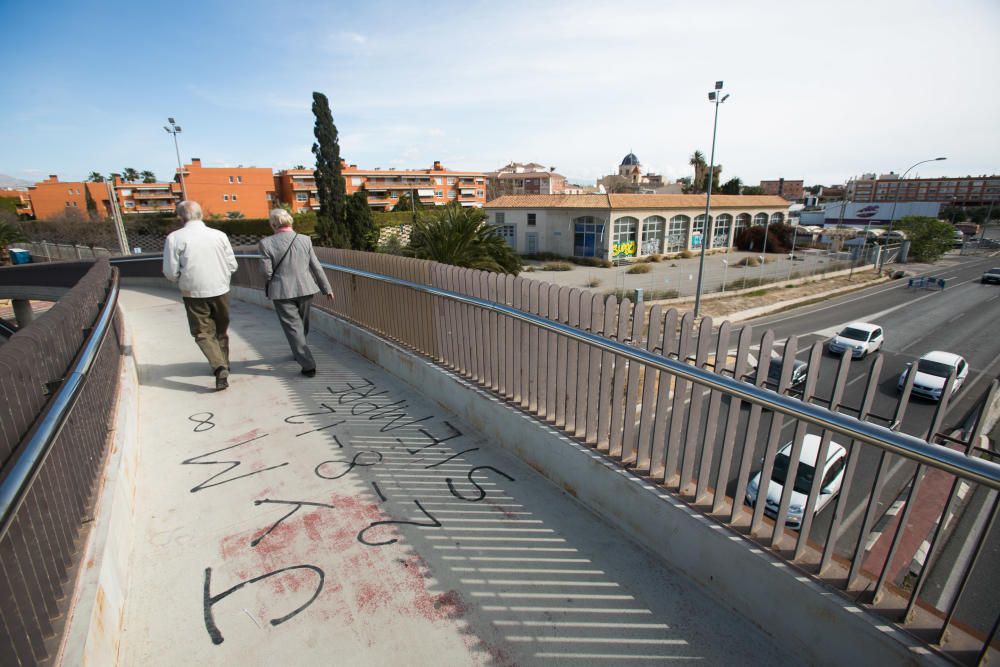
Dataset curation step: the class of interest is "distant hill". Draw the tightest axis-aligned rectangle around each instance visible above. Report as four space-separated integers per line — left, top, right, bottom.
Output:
0 174 32 188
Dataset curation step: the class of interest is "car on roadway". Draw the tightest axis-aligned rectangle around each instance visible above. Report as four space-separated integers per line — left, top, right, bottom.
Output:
765 357 809 390
745 435 847 530
827 322 884 358
898 351 969 401
982 267 1000 284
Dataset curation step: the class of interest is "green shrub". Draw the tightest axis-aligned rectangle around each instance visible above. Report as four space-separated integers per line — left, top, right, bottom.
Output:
541 262 573 271
725 276 770 290
748 288 769 297
570 256 612 268
586 277 601 287
372 210 423 228
627 263 652 274
522 251 564 261
679 249 694 259
606 288 679 301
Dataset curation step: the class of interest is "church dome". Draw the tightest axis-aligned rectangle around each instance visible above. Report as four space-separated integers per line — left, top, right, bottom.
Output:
621 152 640 166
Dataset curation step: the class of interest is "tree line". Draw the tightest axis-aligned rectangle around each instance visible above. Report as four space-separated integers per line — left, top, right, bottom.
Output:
87 169 157 183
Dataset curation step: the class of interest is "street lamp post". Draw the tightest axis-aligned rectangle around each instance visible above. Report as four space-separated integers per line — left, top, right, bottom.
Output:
693 81 729 318
885 156 947 238
163 118 187 201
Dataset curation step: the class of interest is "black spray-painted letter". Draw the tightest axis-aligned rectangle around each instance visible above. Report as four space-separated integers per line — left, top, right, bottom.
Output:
202 565 324 645
446 466 516 502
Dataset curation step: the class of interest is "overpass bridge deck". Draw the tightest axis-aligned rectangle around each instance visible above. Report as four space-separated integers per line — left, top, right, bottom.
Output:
109 286 797 665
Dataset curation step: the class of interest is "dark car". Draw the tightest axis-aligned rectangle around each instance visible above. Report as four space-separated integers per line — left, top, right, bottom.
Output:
766 358 809 390
982 268 1000 284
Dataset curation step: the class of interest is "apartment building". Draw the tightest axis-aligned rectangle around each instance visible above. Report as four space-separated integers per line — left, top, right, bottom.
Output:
487 162 568 198
113 176 180 215
0 190 33 218
759 178 804 201
340 161 486 211
847 174 1000 206
274 169 319 214
24 176 113 220
177 158 276 218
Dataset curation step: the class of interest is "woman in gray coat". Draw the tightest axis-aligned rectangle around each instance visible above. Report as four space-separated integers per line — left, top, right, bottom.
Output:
259 208 334 377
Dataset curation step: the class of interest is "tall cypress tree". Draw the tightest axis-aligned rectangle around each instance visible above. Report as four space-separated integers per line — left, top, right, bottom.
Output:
84 184 98 220
346 189 377 251
311 92 349 247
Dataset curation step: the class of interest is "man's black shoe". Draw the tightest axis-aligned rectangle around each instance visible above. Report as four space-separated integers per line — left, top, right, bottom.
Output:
215 368 230 390
301 368 317 378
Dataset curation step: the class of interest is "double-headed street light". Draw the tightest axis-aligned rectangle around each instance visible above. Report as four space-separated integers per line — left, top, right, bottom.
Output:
693 80 730 318
885 156 947 237
163 117 188 201
877 156 945 273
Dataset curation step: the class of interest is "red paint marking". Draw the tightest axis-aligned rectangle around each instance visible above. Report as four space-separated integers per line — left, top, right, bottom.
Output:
225 428 266 445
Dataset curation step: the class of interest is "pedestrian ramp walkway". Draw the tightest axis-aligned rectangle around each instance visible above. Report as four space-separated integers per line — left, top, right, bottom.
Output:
108 286 799 666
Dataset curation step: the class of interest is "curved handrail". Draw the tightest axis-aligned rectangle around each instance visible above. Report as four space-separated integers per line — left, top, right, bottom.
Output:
114 253 1000 490
0 268 121 540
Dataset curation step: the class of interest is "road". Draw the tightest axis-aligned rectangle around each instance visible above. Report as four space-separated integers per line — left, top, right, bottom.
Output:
690 245 1000 564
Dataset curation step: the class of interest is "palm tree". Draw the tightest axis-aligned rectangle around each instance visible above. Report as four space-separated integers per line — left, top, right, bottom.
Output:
409 204 522 274
122 168 139 182
140 170 156 183
87 171 105 182
689 151 707 193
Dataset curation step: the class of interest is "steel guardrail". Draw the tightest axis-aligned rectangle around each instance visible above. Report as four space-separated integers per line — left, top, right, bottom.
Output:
0 269 120 540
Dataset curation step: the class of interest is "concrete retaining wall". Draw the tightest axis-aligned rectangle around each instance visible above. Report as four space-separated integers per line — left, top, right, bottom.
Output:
233 284 948 667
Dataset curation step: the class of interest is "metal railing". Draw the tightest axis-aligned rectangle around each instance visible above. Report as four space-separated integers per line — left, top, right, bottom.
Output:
0 260 122 665
229 248 999 664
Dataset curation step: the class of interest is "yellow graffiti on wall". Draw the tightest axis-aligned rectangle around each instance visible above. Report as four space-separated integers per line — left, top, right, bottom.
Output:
612 241 636 257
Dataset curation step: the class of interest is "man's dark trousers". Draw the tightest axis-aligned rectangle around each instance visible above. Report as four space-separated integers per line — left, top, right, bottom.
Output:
183 293 231 373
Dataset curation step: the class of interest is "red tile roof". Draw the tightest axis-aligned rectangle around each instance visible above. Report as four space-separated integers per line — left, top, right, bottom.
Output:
485 194 789 209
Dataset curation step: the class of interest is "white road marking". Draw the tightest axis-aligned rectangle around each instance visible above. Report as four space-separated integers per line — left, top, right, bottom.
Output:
755 257 996 328
947 312 965 324
842 456 913 537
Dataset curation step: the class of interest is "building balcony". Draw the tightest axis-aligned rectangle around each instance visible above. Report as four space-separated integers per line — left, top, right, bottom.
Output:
129 191 175 199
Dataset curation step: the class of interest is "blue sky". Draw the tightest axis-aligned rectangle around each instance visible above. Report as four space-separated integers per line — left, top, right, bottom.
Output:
2 0 998 187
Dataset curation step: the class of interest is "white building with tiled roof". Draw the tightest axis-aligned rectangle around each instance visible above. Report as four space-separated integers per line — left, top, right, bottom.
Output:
485 193 790 259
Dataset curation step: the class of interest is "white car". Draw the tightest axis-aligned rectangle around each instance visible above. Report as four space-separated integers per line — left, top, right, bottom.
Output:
898 351 969 401
827 322 884 358
745 435 847 529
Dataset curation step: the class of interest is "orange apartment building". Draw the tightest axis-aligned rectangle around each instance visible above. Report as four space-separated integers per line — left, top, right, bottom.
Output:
0 190 33 218
21 158 486 221
343 160 486 211
275 161 488 213
274 169 320 214
23 176 113 220
176 158 276 218
113 176 180 215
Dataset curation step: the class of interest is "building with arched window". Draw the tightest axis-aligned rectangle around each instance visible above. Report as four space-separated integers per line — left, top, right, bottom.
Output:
486 194 789 260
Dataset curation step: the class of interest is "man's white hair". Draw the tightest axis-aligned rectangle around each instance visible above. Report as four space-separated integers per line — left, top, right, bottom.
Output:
176 200 203 222
269 208 294 230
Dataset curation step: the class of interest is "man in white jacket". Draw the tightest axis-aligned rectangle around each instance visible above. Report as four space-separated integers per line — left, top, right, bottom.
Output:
162 201 238 390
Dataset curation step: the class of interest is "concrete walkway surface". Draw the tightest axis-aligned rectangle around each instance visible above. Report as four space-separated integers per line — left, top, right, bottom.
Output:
114 285 801 666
